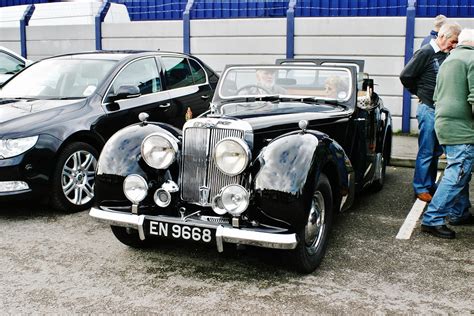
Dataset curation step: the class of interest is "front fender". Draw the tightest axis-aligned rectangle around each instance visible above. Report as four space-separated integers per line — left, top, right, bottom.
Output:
378 107 392 164
94 122 181 204
253 131 352 229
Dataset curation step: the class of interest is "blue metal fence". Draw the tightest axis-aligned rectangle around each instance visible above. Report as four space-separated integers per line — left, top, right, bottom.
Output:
1 0 472 19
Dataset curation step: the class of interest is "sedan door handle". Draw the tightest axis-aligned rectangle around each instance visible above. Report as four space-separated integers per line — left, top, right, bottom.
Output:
201 95 210 100
159 103 171 108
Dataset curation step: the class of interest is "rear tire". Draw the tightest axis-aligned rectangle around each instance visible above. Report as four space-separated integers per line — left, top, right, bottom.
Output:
111 226 153 248
290 173 333 273
50 142 98 213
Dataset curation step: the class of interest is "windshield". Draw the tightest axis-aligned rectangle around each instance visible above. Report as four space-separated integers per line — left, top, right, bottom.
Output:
218 66 352 101
0 58 117 99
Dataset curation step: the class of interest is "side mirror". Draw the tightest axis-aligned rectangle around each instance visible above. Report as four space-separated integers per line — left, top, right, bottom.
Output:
108 85 141 102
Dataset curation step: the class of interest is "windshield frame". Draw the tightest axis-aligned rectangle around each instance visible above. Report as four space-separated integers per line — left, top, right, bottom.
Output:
214 65 356 109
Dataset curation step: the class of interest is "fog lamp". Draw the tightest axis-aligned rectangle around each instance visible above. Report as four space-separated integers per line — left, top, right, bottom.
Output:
220 184 249 216
123 174 148 204
0 181 29 192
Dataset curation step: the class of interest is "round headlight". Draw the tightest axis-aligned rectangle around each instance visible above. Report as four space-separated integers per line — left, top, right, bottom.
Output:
141 133 178 169
214 137 251 176
220 185 249 216
123 174 148 204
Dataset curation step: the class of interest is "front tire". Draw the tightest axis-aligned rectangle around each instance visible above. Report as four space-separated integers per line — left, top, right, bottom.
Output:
291 173 333 273
50 142 98 213
111 226 152 248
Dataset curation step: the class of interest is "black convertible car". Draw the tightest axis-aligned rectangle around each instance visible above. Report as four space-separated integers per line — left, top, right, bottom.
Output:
0 50 218 212
90 59 392 272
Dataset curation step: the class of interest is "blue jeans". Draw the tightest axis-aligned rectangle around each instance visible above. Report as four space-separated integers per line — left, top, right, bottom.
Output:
414 103 443 195
422 144 473 226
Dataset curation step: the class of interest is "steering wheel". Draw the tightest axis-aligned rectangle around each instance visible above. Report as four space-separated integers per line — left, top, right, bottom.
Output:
236 84 272 95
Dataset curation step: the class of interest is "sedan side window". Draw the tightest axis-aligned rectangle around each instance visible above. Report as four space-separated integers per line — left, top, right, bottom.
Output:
0 52 24 74
107 58 161 99
189 59 206 85
162 57 194 89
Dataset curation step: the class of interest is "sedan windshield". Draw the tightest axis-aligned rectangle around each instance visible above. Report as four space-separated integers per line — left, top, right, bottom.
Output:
218 66 352 102
0 58 117 99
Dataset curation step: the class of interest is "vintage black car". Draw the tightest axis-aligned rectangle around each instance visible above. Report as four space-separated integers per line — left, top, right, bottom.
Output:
0 50 218 212
90 59 392 272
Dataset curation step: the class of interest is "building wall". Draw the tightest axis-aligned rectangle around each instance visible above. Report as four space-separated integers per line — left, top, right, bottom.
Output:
2 16 474 132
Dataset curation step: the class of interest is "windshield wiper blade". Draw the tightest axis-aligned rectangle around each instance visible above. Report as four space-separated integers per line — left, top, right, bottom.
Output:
285 97 345 107
41 97 85 100
3 97 38 101
219 94 281 103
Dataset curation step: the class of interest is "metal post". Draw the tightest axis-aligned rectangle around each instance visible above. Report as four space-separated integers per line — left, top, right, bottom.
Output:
286 0 297 59
95 1 111 51
20 5 35 59
402 0 416 133
183 0 195 54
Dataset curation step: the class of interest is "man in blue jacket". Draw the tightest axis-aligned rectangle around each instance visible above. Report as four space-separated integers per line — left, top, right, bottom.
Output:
400 22 461 203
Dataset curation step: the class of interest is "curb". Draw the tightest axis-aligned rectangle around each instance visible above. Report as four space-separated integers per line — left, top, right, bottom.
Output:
389 156 447 170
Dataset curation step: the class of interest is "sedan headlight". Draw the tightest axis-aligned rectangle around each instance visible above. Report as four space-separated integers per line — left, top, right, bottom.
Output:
214 137 251 176
0 136 39 159
141 133 178 169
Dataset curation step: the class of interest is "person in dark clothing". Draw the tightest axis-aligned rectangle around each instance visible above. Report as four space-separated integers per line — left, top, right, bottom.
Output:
421 29 474 239
420 15 447 48
400 22 461 203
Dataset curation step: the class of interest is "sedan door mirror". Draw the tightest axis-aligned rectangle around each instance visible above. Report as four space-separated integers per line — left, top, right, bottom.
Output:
109 85 141 102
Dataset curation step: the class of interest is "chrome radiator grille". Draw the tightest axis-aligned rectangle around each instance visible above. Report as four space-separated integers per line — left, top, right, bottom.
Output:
180 127 244 205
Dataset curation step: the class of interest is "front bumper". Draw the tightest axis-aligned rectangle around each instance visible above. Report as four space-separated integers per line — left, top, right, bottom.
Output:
89 207 298 252
0 136 58 199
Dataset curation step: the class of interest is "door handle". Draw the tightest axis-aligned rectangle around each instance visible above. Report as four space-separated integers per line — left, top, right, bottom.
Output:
201 95 210 100
159 103 171 108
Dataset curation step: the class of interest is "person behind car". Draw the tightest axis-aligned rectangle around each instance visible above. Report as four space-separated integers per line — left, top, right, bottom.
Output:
420 15 447 48
251 68 287 94
399 22 461 203
420 28 474 239
324 75 348 99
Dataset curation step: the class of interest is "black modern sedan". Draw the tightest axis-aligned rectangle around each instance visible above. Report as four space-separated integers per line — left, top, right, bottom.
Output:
0 50 218 212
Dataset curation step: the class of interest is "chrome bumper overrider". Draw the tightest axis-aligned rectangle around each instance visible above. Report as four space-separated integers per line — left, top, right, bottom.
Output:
89 207 298 252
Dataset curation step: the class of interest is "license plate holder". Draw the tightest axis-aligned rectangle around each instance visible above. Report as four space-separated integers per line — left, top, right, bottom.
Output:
146 219 215 244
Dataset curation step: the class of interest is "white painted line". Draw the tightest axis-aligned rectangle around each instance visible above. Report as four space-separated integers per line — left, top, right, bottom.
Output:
396 171 442 240
396 199 427 240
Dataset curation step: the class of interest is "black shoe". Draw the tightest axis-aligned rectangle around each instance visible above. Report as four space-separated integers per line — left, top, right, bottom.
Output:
448 214 474 226
420 225 456 239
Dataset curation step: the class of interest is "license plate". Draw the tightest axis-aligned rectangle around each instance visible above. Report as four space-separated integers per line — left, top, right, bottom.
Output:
147 220 214 243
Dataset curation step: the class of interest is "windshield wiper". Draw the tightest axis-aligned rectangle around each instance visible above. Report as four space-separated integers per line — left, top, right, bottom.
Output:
41 97 85 100
219 94 281 104
284 97 346 107
2 97 38 101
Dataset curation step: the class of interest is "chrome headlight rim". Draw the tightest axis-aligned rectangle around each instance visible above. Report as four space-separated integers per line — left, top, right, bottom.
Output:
213 137 251 176
220 184 250 216
141 132 179 169
123 174 148 204
0 135 39 159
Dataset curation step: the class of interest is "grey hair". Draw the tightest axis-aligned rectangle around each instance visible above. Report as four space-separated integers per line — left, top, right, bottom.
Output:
433 14 447 29
438 22 462 39
458 28 474 44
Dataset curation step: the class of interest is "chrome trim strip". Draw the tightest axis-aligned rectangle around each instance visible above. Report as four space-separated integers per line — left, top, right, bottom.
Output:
89 207 298 251
216 225 298 251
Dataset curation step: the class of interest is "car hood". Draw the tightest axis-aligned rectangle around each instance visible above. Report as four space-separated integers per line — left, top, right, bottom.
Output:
238 108 351 131
0 98 86 138
0 74 13 85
